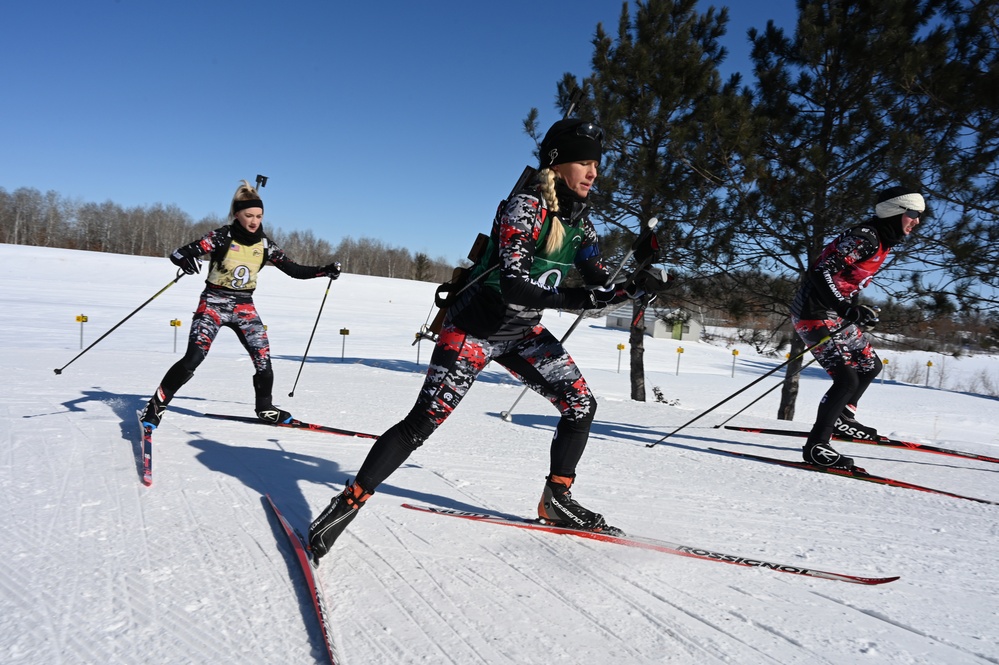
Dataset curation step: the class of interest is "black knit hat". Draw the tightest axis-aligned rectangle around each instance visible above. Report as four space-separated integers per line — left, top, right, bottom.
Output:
539 119 603 169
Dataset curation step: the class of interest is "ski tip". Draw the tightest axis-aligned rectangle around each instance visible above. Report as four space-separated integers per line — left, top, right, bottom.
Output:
849 575 900 585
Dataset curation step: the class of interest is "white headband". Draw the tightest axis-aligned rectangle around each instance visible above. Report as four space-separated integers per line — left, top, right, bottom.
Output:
876 193 925 218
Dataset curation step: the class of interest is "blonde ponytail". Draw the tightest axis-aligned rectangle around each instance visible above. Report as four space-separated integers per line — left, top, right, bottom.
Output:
538 168 565 255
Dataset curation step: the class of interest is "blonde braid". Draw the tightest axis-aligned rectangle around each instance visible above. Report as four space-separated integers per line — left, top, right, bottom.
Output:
538 168 565 255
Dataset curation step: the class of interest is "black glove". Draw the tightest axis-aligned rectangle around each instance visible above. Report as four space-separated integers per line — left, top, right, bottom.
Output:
563 271 656 310
628 266 669 295
589 273 632 306
603 266 668 307
843 304 880 328
170 251 201 275
319 261 341 279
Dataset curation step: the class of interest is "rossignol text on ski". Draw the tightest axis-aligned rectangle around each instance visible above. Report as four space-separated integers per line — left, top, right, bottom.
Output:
402 503 899 585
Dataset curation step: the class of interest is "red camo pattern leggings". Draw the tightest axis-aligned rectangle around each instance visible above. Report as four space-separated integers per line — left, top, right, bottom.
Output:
185 289 272 374
151 289 274 411
793 315 881 443
419 324 594 427
354 323 597 492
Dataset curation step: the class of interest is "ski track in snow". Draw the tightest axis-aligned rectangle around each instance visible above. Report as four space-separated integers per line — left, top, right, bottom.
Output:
2 244 998 664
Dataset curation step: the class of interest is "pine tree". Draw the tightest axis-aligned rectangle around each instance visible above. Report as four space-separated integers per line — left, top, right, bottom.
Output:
902 1 999 312
412 252 435 282
529 0 754 400
737 0 946 419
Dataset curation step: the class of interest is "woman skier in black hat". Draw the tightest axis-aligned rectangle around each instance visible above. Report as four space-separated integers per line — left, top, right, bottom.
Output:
309 119 647 560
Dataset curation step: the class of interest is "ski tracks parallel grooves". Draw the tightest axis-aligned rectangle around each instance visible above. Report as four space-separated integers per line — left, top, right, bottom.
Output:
484 530 737 664
574 546 827 664
176 484 272 662
0 476 108 662
415 467 867 664
811 590 999 664
92 416 273 664
42 409 115 662
416 469 744 663
123 418 250 662
421 472 661 660
125 422 245 662
344 517 494 665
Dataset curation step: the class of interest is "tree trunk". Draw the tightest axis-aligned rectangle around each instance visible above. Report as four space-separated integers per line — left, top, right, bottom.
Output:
777 334 807 420
629 300 647 401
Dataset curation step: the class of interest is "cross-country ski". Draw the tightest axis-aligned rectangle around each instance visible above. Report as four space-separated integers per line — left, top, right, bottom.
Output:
203 412 377 439
722 424 999 464
710 447 998 505
136 409 153 486
402 503 899 585
266 494 342 665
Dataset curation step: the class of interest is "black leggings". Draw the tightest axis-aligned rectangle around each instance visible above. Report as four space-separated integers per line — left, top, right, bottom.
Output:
355 323 596 492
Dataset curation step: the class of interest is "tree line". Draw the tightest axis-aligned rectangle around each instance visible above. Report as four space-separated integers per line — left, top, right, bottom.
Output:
0 185 456 284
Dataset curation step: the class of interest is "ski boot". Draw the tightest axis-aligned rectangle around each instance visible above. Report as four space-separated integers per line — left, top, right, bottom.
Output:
803 441 856 470
833 406 879 440
140 391 167 429
309 481 372 562
256 406 293 424
538 475 622 535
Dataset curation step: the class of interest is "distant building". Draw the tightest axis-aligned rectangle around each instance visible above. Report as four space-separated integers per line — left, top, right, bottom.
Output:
605 306 703 340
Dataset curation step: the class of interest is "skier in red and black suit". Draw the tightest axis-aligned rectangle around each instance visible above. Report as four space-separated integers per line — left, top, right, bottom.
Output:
140 179 341 430
309 119 652 560
790 186 925 468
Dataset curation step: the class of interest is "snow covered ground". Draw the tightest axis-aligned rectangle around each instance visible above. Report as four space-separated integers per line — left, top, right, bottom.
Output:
2 243 997 665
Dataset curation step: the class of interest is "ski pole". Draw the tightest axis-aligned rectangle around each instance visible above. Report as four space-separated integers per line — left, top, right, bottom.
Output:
712 357 817 428
645 324 846 447
54 269 186 375
501 216 660 421
288 272 337 397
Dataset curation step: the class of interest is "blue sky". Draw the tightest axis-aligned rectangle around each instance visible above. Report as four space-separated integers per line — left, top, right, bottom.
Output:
2 1 796 264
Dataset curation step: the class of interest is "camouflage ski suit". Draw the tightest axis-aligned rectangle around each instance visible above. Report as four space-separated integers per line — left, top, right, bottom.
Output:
148 223 334 415
354 184 617 492
790 224 890 443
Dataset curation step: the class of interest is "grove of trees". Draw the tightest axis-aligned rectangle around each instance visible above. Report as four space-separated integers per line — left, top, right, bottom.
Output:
523 0 998 415
0 185 455 284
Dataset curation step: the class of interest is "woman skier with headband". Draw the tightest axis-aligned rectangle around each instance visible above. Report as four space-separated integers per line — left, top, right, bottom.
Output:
140 179 341 431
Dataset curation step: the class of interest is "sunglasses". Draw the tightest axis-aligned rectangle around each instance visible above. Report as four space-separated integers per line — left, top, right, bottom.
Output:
903 209 921 219
575 122 604 141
